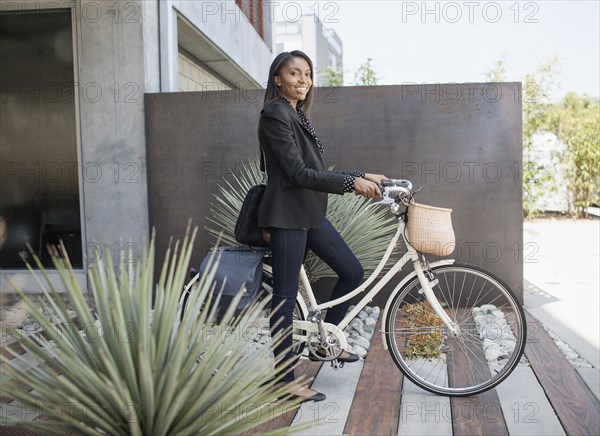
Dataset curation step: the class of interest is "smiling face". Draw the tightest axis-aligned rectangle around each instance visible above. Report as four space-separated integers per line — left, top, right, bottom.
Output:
274 56 312 108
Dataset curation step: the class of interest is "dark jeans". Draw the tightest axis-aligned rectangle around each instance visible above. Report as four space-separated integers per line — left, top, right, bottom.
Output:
269 218 364 382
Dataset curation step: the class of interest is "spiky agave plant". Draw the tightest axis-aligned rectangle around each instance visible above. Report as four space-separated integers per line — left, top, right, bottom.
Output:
207 154 398 281
1 225 313 435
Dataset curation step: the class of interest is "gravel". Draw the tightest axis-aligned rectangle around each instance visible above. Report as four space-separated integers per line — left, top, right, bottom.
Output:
472 304 529 366
472 303 594 369
545 325 593 368
343 305 380 359
4 295 591 370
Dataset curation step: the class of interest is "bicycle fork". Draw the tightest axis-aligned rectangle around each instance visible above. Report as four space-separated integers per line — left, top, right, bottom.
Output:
412 255 461 337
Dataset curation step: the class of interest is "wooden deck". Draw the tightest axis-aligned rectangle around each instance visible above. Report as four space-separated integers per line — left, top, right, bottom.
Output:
253 311 599 435
2 311 599 435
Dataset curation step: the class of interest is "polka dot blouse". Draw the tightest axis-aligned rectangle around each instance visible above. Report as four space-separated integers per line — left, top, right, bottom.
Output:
292 100 365 193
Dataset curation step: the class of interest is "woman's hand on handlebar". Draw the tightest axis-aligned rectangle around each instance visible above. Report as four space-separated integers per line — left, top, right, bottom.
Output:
364 173 388 185
353 177 383 199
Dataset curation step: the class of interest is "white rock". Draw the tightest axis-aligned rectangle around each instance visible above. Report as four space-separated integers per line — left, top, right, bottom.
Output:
489 349 507 361
371 306 381 316
492 310 505 319
357 311 368 321
353 345 368 358
22 322 39 333
350 319 364 330
363 325 374 334
354 337 370 350
364 317 377 327
480 304 496 314
565 351 579 360
363 331 373 341
364 306 373 314
482 325 502 341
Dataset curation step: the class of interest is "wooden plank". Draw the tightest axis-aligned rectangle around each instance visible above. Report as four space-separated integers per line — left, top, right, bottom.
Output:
448 309 508 436
1 315 81 367
343 316 404 435
0 426 40 436
243 359 323 435
524 310 600 435
1 362 61 404
1 315 82 404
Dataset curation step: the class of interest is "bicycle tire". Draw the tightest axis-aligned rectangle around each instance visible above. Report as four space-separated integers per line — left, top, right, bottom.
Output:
385 263 526 396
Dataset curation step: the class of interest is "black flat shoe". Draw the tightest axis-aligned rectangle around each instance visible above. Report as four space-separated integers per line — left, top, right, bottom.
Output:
272 383 326 402
308 348 360 363
288 386 326 402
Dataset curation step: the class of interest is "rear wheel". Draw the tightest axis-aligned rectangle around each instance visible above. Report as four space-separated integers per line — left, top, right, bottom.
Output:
385 264 526 396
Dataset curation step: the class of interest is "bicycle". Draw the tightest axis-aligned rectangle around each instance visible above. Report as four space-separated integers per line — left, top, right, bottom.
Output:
189 179 527 397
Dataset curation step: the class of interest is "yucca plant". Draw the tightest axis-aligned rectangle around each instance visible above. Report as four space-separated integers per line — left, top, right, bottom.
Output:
1 224 314 435
207 154 398 281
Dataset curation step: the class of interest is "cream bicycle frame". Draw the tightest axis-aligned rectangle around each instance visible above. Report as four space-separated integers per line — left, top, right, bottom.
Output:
263 215 460 352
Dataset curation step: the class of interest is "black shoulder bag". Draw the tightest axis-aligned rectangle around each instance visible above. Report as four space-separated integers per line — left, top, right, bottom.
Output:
234 150 269 248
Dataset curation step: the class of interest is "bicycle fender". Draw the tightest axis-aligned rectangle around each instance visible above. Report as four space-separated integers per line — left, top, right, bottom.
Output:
379 259 455 350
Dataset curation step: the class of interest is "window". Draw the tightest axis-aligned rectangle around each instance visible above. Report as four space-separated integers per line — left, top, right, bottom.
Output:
236 0 264 39
0 10 82 268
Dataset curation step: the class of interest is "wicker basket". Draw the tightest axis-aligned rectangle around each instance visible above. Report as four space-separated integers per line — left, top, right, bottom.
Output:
407 201 456 256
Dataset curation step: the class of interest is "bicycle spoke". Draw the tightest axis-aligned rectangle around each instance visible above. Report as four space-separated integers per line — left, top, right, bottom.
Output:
386 265 525 396
454 335 492 385
438 273 459 323
470 289 511 311
390 327 445 335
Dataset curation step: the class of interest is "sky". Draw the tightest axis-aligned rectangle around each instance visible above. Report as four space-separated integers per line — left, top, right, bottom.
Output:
273 1 600 102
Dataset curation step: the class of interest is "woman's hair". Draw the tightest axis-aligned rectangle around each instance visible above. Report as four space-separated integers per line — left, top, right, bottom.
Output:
263 50 315 116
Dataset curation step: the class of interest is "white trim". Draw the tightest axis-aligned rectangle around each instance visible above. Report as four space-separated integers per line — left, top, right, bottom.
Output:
71 3 88 276
1 269 86 294
159 0 179 92
1 3 87 290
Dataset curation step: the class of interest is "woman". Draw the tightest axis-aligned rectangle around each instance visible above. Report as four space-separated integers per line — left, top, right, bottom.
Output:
258 51 387 402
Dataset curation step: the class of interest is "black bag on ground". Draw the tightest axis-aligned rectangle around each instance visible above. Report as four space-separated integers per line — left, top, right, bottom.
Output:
234 184 268 247
182 246 265 322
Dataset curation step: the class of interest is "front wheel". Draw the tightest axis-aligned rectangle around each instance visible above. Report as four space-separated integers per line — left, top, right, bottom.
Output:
385 264 526 396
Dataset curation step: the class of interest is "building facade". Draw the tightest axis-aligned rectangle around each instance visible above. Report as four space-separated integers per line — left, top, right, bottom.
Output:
275 14 343 85
0 0 273 291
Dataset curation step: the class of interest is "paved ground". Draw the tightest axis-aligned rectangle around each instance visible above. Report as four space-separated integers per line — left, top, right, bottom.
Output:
2 218 598 435
291 217 600 435
523 217 600 395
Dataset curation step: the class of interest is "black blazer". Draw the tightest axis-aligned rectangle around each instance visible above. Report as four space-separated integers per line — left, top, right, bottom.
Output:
257 98 354 229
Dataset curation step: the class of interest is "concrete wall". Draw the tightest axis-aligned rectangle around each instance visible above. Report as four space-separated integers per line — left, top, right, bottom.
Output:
2 0 272 281
171 0 272 87
178 52 231 91
145 83 524 304
76 0 153 267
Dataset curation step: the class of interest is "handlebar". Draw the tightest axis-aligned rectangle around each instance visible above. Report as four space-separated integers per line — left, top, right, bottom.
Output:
371 179 416 214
